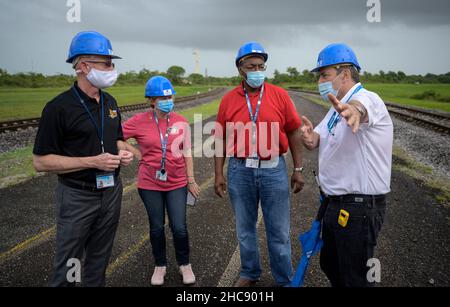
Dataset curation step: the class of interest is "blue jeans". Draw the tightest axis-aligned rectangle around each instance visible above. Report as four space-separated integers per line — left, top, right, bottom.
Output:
138 186 189 266
227 156 293 286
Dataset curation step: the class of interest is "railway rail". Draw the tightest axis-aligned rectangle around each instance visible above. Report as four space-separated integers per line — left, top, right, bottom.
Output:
0 87 224 134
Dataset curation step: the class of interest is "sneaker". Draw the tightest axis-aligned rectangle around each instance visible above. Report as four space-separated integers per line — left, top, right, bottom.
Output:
179 264 196 285
151 266 166 286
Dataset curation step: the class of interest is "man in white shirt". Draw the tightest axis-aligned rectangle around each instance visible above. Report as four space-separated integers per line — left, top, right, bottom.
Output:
301 43 393 287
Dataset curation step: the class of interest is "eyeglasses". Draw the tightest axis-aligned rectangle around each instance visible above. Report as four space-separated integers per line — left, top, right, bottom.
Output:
240 63 267 72
82 60 115 69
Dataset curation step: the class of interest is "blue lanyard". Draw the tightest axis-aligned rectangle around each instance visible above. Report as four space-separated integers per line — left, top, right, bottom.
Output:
72 86 105 153
244 84 265 123
153 111 171 170
327 84 363 135
244 85 264 157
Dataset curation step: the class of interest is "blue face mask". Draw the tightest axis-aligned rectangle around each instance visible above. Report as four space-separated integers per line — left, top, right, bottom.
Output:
157 98 174 113
246 71 265 88
318 73 342 101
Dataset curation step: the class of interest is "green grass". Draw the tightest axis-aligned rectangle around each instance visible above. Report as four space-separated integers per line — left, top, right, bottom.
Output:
0 85 216 121
392 146 449 208
282 83 450 113
178 99 220 123
364 83 450 113
0 98 222 189
0 146 36 189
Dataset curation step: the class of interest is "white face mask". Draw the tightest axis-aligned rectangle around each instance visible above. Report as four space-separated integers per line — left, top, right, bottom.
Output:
85 67 118 89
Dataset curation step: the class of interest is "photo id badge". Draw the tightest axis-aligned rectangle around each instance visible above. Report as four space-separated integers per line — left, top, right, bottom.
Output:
96 173 115 189
245 158 260 169
156 169 168 182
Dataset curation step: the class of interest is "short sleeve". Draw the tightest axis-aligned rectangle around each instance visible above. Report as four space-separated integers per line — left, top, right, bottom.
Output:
283 92 302 132
122 114 139 140
214 98 228 139
115 102 124 141
179 116 192 150
352 92 383 127
33 102 64 155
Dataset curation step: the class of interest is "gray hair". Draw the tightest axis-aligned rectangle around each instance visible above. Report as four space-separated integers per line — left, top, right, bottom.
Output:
336 65 360 83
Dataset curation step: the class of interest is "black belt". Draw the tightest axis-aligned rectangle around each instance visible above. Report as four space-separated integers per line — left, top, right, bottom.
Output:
325 194 386 205
58 177 116 192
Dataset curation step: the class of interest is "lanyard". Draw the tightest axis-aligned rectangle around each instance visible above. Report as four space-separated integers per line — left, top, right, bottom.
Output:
243 84 265 123
153 111 171 170
244 85 265 157
72 86 105 153
327 84 363 135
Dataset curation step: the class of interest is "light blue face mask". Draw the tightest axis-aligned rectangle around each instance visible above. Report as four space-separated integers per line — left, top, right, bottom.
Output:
157 98 174 113
246 71 265 88
318 73 342 101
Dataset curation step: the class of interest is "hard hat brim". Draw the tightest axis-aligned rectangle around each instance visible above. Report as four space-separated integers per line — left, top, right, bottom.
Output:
235 53 268 67
66 54 122 64
310 63 361 73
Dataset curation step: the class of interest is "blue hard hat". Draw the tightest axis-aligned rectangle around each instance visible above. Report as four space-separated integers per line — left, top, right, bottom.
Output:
66 31 122 63
311 43 361 72
145 76 176 98
235 42 268 67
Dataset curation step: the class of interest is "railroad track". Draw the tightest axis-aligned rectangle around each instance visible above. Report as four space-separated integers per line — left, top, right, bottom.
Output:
288 88 450 135
0 88 224 134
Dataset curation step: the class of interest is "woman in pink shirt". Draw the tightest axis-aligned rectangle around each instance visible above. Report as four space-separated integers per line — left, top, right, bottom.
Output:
122 76 200 286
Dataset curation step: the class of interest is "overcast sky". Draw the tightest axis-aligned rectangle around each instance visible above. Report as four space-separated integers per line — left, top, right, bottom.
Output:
0 0 449 77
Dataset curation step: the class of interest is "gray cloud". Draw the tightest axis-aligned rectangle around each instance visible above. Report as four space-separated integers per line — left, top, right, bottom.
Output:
0 0 449 75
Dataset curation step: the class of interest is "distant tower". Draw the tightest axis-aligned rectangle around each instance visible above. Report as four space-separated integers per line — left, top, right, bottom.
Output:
193 49 200 74
205 68 208 78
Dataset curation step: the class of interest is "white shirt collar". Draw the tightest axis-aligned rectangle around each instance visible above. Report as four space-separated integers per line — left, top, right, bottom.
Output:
340 82 362 103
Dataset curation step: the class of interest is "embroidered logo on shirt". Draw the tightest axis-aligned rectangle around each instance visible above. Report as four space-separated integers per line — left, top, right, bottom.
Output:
168 126 179 135
109 109 118 119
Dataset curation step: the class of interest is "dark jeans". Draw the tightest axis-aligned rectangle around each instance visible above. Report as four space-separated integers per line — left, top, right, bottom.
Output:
320 195 386 287
138 186 189 266
50 179 123 287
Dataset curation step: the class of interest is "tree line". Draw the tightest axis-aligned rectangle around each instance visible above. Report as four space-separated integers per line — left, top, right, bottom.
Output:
272 67 450 85
1 66 449 88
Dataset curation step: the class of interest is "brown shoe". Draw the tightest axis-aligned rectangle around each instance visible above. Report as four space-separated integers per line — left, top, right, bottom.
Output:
234 278 257 287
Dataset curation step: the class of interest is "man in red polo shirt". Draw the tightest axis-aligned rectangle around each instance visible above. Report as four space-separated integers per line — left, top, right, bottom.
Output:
214 42 304 287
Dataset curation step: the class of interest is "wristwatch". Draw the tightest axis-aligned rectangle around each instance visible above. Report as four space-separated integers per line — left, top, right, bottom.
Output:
351 103 366 118
294 167 304 173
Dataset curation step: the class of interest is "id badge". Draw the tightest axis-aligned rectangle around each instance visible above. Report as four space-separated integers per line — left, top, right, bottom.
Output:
245 158 259 169
96 173 115 189
156 169 168 182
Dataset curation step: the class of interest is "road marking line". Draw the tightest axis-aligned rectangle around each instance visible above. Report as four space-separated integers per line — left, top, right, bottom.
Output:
105 176 215 277
0 182 137 265
106 234 149 276
217 206 263 287
0 226 56 265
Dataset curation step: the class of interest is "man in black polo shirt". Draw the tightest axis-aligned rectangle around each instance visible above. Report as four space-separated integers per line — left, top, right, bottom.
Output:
33 31 134 287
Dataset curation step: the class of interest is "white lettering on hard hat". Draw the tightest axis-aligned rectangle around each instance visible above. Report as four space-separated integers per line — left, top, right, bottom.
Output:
252 50 262 53
66 0 81 23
